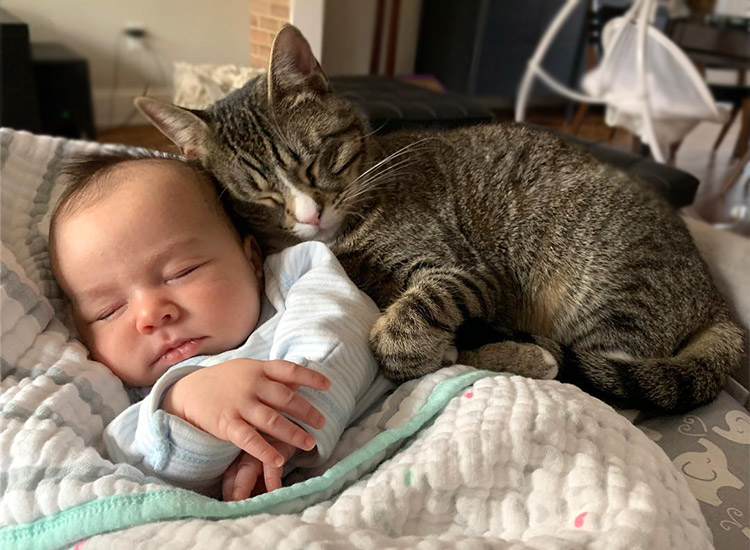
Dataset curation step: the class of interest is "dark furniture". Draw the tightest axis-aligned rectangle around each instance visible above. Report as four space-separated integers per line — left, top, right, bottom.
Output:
0 9 41 133
414 0 588 105
329 75 494 132
31 42 96 140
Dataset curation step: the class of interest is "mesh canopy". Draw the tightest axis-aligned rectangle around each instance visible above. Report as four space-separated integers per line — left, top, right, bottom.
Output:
583 17 725 146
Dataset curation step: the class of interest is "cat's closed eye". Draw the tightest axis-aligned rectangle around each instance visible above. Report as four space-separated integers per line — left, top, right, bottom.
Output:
258 194 284 207
332 141 363 176
305 158 319 187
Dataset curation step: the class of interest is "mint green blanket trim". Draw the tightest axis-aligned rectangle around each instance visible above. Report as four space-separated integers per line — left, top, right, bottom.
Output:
1 369 497 550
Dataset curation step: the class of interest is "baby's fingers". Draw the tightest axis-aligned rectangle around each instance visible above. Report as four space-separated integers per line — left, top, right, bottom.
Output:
263 360 330 391
242 402 316 452
224 418 285 467
257 379 325 429
263 462 284 493
223 453 262 501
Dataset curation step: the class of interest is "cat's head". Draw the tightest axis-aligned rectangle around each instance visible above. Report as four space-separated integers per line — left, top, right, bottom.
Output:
135 25 370 248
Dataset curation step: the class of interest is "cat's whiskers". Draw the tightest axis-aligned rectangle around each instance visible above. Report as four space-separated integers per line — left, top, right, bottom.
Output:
354 121 388 142
340 140 432 205
337 167 414 214
350 138 434 188
340 156 421 205
356 156 420 187
217 186 230 201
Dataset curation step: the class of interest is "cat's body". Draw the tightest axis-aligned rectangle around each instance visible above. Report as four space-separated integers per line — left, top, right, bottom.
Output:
137 25 743 413
330 125 739 405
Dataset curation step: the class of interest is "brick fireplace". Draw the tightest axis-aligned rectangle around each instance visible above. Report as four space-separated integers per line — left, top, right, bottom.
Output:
250 0 291 69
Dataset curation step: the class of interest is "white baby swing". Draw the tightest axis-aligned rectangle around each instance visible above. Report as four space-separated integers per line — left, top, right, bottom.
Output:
515 0 725 163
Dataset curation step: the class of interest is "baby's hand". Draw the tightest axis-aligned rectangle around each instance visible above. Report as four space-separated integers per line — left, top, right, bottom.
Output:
222 439 298 501
162 358 328 467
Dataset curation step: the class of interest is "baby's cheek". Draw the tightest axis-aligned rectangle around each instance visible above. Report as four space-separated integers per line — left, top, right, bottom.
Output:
222 284 261 344
86 326 133 381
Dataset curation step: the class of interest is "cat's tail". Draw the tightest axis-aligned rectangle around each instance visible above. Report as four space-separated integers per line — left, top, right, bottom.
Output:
559 313 745 413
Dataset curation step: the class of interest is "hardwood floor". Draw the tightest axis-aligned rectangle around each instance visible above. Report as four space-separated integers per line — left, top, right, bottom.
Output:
97 106 750 238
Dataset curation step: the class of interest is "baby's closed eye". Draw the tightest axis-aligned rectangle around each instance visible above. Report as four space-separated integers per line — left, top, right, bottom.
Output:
165 263 204 284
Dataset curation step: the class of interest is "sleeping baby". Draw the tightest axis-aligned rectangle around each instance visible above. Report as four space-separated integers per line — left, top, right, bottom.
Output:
48 151 389 500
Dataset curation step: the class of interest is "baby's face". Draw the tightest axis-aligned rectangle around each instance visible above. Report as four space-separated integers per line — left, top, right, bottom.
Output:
54 161 263 386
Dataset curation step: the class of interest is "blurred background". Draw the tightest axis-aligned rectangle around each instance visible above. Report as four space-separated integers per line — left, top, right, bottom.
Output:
1 0 748 234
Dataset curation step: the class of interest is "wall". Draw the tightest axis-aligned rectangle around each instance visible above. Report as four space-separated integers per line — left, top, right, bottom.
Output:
250 0 290 69
248 0 325 73
291 0 325 62
321 0 422 76
1 0 250 128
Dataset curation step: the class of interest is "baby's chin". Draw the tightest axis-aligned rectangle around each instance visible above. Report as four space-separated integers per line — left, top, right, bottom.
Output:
116 367 165 389
96 356 167 389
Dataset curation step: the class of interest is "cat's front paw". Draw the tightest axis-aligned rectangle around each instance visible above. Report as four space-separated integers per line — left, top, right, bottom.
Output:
370 300 454 382
457 341 558 379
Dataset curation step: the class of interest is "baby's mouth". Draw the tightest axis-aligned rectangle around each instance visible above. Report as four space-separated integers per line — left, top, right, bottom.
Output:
154 337 206 367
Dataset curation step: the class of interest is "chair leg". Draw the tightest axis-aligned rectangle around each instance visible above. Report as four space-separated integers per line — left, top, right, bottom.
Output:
568 102 589 135
668 142 681 165
715 69 745 153
720 148 750 196
732 97 750 160
713 106 740 152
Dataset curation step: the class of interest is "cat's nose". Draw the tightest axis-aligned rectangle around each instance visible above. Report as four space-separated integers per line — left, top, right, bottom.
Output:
298 209 321 226
294 195 322 226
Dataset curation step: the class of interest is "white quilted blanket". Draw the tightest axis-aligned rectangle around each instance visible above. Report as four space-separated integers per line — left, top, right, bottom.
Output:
0 129 713 550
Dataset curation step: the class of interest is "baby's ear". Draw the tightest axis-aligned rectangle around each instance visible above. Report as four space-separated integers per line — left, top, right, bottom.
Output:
134 97 211 160
242 235 264 277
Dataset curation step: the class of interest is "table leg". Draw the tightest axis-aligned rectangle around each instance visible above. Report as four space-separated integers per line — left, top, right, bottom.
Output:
732 97 750 160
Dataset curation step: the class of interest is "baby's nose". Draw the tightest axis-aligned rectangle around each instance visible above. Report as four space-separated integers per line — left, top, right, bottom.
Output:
135 295 179 333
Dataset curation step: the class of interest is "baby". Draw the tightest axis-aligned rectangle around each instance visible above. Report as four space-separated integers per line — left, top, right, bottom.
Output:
49 151 388 500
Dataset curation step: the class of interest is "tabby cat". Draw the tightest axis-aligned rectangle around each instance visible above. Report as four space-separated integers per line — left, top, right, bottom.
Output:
136 25 743 412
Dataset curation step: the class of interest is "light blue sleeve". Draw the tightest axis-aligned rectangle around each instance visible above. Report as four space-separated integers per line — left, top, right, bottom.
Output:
263 241 388 467
103 364 240 494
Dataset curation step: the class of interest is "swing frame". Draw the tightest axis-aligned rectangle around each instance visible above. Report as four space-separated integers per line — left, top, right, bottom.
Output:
515 0 666 162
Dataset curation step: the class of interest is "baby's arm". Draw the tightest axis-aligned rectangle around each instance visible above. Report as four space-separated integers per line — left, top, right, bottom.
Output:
104 364 236 494
263 241 385 467
104 359 327 494
161 358 328 464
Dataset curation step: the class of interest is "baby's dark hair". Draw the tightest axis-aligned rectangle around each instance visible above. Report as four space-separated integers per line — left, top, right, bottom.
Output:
49 149 240 274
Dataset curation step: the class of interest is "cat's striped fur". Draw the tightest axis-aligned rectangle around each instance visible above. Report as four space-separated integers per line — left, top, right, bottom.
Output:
137 25 743 413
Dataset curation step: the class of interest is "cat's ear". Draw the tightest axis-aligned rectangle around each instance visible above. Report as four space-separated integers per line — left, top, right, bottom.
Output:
268 24 329 103
134 97 210 160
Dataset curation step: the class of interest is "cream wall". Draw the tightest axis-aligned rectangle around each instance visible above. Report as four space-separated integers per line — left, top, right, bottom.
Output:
321 0 422 76
2 0 250 128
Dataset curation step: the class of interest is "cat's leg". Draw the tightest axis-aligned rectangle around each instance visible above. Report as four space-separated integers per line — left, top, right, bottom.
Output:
370 266 499 382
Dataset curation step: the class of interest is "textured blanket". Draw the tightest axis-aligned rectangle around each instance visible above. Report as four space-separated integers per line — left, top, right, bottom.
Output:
0 129 713 550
